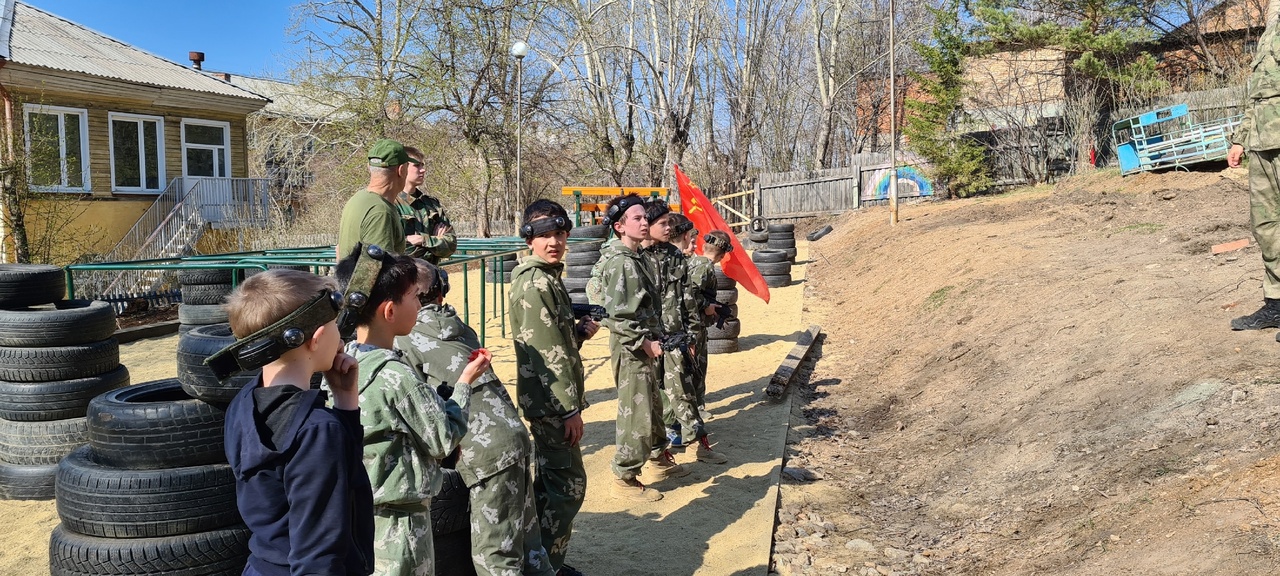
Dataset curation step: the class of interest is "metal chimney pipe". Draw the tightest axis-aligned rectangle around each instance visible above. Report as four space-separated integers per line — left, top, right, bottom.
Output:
188 51 205 70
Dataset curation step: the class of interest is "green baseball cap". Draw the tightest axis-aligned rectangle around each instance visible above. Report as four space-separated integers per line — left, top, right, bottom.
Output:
368 139 410 168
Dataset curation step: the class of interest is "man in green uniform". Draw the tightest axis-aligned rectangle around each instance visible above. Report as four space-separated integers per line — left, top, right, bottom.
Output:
336 245 490 576
1229 13 1280 334
641 205 726 466
399 147 458 264
588 194 688 502
509 200 600 576
338 139 412 257
398 261 555 576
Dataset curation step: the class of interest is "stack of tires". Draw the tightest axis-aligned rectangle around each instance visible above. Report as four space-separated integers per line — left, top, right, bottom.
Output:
744 217 770 250
706 266 741 354
564 224 609 305
50 378 249 575
753 249 793 289
177 323 260 404
178 268 233 334
0 264 127 500
485 253 518 284
765 222 798 262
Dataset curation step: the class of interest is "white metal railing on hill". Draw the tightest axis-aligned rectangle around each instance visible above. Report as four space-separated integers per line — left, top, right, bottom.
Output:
78 177 275 297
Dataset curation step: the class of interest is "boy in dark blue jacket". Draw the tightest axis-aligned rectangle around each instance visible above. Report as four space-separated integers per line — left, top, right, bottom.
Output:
219 269 374 576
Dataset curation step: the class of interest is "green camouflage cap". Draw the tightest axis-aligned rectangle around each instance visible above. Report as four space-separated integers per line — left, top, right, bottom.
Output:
368 139 410 168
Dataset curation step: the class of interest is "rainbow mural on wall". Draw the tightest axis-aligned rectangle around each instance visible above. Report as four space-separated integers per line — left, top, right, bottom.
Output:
871 166 933 200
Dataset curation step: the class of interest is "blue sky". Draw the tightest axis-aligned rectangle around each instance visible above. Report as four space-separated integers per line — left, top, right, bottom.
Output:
33 0 296 78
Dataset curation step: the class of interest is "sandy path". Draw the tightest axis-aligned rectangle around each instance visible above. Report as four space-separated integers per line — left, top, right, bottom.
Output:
0 248 807 575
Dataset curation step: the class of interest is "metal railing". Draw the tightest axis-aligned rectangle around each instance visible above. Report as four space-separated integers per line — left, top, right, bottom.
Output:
79 177 276 296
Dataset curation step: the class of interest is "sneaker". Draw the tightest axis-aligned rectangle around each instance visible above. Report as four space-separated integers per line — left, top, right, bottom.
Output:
667 424 685 448
611 477 662 501
1232 299 1280 330
645 450 691 480
694 436 728 464
557 564 586 576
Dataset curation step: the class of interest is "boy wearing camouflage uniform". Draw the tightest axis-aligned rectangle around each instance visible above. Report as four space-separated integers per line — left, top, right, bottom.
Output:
336 246 490 576
398 261 555 576
679 226 733 417
399 147 458 264
642 207 726 466
509 200 600 576
588 194 687 502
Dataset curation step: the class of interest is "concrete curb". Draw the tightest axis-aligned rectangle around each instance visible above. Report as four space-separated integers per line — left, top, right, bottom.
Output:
114 320 180 344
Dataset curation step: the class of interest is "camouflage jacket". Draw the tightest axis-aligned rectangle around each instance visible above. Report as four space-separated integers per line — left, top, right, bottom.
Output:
1234 24 1280 151
509 256 588 420
641 242 689 335
347 342 469 507
589 237 661 355
685 255 716 337
398 189 457 263
395 304 530 486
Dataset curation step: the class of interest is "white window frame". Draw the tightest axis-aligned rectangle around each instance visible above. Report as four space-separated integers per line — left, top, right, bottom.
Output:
108 112 165 194
180 119 231 178
22 103 90 193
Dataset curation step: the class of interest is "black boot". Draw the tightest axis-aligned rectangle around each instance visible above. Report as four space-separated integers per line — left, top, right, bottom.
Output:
1232 298 1280 330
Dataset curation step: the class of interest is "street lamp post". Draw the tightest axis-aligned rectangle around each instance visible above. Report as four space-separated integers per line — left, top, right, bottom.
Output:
510 41 529 205
888 0 898 226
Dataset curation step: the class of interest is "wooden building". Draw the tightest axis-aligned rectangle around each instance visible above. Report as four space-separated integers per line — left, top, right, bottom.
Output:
0 0 270 265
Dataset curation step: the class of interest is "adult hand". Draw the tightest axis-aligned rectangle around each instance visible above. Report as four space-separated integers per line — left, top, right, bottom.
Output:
563 413 584 446
642 339 662 358
434 223 452 237
406 234 425 246
325 351 359 410
1228 144 1245 168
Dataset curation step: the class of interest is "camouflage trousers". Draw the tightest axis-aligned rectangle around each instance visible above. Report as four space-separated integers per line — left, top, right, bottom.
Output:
1250 148 1280 299
692 329 709 408
659 351 705 442
467 463 555 576
373 505 434 576
528 417 588 572
609 347 667 479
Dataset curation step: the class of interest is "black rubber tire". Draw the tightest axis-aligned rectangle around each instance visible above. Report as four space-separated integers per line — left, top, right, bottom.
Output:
570 224 610 239
177 268 234 286
0 460 56 499
748 231 770 243
715 290 739 305
765 273 792 288
767 237 797 249
752 250 788 264
783 248 798 260
767 222 795 234
0 300 116 347
180 284 232 306
706 339 739 354
177 304 227 325
434 529 478 576
432 468 470 535
749 217 768 233
563 277 590 292
0 264 65 308
0 365 129 422
564 264 595 278
49 524 250 576
706 318 742 340
56 445 239 538
87 379 227 470
0 416 87 465
756 262 793 276
715 270 735 290
0 339 119 383
485 273 513 284
564 250 601 266
177 324 257 404
486 259 516 273
807 225 834 242
569 292 589 305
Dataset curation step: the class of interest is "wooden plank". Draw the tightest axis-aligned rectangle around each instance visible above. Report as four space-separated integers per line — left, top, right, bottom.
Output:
561 186 668 197
765 325 822 399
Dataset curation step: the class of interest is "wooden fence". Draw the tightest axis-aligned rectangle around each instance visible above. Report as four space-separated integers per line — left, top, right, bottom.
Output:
757 156 934 219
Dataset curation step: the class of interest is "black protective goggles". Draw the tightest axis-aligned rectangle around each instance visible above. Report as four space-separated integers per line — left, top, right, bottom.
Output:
520 215 572 239
704 233 734 253
204 289 344 381
604 195 648 227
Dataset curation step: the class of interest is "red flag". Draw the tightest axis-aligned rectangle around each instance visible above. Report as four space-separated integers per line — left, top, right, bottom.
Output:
674 165 770 304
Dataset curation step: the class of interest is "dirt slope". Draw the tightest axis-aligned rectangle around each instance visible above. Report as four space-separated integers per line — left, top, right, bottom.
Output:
782 167 1280 575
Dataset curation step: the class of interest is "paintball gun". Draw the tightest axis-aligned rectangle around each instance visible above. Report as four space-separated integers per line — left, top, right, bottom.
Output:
659 332 694 354
701 286 733 329
571 304 609 322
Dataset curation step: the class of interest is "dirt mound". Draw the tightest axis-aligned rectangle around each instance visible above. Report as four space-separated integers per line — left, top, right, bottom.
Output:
784 166 1280 575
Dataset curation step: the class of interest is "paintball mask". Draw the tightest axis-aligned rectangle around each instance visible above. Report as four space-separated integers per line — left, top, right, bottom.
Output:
519 214 573 240
602 194 648 228
204 288 344 381
704 233 734 253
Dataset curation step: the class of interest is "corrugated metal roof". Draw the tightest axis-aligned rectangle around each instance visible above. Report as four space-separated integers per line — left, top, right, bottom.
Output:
222 74 342 120
5 1 267 102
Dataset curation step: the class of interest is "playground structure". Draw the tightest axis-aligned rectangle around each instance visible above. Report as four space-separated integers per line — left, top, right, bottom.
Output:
561 186 675 225
1113 104 1242 176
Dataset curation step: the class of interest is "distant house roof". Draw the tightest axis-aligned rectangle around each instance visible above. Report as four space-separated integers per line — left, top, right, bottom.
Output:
215 74 342 121
0 0 267 103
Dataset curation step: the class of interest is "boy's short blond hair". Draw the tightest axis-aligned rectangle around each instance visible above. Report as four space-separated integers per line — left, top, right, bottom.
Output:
704 230 732 258
225 269 338 338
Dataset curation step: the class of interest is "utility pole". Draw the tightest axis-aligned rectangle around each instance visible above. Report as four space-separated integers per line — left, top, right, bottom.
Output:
511 41 529 207
889 0 899 225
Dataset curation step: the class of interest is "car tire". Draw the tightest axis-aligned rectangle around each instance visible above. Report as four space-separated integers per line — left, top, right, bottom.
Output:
0 416 87 465
764 274 792 288
706 339 739 354
0 365 129 422
767 222 795 234
0 300 117 347
87 379 227 470
564 250 601 266
49 524 250 576
570 224 610 239
807 225 833 241
0 460 56 500
0 339 119 383
180 284 232 306
767 237 796 250
432 468 470 536
748 231 769 243
748 217 768 233
714 290 738 305
0 264 65 309
177 268 234 286
714 270 735 290
706 318 741 340
751 250 788 264
755 262 793 276
55 445 239 538
177 324 257 404
178 304 228 326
